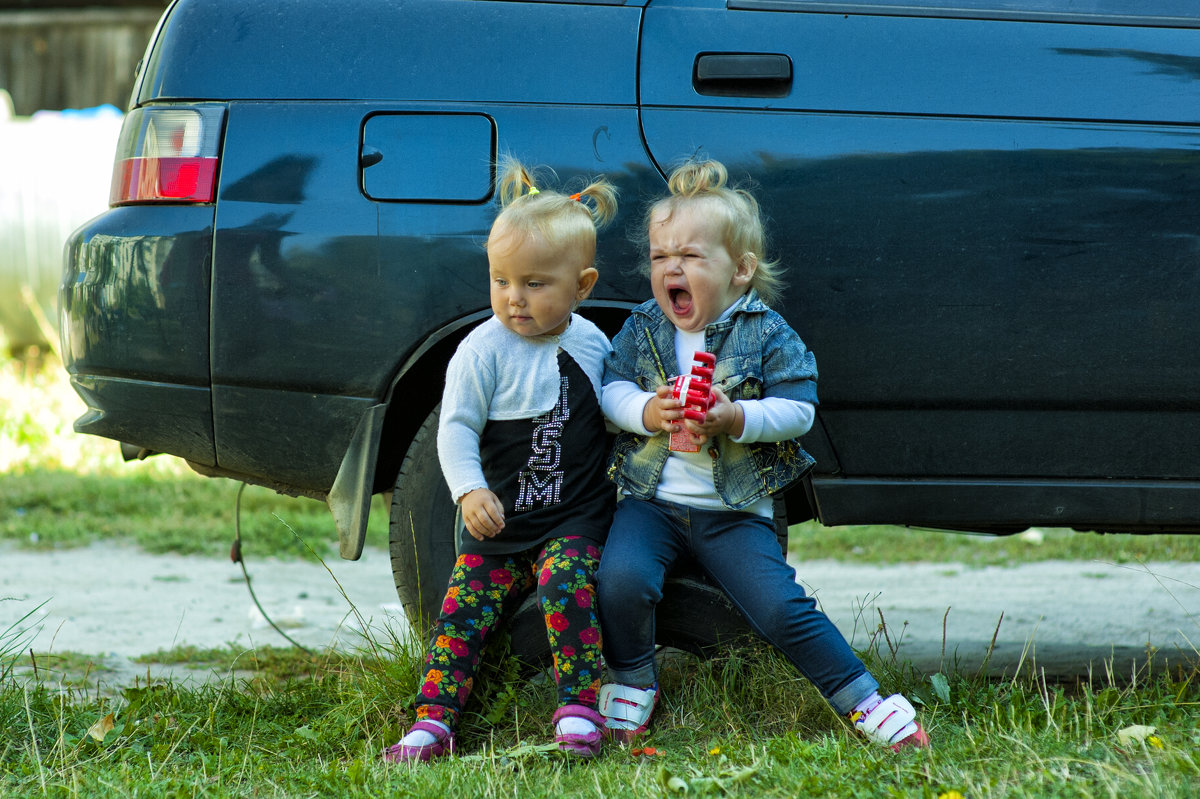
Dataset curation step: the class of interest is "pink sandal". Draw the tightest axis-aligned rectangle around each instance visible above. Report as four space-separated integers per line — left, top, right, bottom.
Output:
553 704 606 758
382 721 455 763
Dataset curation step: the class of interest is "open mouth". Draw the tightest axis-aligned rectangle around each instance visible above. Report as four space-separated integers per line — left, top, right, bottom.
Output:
669 288 693 317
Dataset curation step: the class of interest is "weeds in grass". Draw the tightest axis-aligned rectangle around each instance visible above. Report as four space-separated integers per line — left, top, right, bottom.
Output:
1 598 44 682
789 521 1200 566
5 589 1200 797
8 554 1200 799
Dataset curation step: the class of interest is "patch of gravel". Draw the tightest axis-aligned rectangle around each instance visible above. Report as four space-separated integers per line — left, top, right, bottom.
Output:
795 557 1199 679
2 542 409 688
3 542 1197 688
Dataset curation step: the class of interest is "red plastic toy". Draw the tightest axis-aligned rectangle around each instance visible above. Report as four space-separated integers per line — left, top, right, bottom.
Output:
668 351 716 453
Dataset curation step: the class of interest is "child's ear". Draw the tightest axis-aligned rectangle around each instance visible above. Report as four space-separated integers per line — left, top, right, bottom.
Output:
732 252 757 287
576 267 599 300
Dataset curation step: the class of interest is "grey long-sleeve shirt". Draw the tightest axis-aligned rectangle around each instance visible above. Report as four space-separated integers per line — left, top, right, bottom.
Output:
437 314 611 503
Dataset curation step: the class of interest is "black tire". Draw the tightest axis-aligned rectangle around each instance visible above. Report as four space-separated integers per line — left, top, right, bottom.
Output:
506 568 760 661
389 404 459 632
389 404 763 662
389 404 548 645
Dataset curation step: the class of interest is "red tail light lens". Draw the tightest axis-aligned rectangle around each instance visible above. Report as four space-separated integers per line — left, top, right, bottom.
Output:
109 106 224 205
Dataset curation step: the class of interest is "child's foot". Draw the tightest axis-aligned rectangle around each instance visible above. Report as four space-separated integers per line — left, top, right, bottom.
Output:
553 704 606 758
598 682 659 743
382 719 454 763
849 694 929 751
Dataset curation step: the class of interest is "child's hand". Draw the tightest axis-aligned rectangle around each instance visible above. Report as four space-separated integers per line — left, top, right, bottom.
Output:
683 386 744 444
643 384 686 435
460 488 505 540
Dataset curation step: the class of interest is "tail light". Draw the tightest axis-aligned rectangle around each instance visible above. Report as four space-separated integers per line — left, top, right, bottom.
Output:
109 105 224 205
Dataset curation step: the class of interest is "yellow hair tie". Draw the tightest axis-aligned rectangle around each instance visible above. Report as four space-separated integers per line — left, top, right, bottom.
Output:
527 186 540 196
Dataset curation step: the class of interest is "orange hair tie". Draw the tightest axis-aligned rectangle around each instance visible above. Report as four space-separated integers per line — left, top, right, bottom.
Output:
569 192 583 202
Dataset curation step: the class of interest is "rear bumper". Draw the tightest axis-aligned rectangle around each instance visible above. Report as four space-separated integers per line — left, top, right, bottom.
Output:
71 374 215 467
60 204 216 465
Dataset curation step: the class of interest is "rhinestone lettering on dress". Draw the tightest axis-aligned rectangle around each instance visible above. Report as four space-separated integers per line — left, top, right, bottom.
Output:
515 376 570 510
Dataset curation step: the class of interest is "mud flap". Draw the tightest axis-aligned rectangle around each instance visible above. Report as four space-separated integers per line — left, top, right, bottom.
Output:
327 402 386 560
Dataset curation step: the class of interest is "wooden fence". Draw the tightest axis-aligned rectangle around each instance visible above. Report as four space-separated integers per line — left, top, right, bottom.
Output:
0 8 164 116
1 7 160 353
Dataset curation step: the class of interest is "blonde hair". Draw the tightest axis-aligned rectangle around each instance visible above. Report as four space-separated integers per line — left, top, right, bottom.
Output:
643 159 783 306
489 157 618 264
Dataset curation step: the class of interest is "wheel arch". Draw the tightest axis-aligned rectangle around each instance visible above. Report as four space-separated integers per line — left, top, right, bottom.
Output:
371 312 488 498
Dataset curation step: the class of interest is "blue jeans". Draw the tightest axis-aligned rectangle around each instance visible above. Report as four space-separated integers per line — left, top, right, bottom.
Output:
596 497 878 715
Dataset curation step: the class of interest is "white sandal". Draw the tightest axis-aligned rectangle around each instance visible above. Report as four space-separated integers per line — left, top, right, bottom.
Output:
598 682 659 742
851 694 929 750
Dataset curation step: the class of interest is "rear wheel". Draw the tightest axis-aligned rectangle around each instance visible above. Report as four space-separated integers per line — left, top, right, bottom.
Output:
389 404 549 645
388 405 457 632
388 404 763 662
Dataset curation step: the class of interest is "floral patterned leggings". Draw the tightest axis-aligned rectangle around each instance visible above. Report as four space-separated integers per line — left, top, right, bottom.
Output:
413 536 604 730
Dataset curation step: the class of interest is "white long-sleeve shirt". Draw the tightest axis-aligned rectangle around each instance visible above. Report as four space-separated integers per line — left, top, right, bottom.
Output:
438 314 611 502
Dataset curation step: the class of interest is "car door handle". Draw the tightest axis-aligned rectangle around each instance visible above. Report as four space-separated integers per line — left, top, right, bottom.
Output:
693 53 792 97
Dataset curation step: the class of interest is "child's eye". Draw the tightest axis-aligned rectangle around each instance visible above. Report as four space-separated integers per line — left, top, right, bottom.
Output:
527 281 543 288
493 278 508 287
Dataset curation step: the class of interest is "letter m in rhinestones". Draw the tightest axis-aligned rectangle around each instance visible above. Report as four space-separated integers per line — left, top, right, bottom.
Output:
516 469 564 509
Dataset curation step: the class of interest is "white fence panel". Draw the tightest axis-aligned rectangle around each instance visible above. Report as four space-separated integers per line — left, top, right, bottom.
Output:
0 104 121 351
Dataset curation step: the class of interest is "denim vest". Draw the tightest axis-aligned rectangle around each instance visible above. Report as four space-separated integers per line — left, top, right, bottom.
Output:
603 291 818 511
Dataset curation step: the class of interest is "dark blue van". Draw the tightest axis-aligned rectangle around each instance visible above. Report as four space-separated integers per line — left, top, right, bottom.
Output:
60 0 1200 648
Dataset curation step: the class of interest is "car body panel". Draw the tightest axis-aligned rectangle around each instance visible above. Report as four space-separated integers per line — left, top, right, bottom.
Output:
60 0 1200 541
60 203 217 465
136 0 643 105
643 1 1200 122
638 0 1200 527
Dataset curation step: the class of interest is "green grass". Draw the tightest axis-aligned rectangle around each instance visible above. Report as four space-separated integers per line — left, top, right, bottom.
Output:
0 468 391 559
789 522 1200 566
4 348 1200 796
3 628 1198 798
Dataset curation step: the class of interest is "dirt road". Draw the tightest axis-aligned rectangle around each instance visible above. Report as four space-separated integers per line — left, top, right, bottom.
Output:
3 542 1197 686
